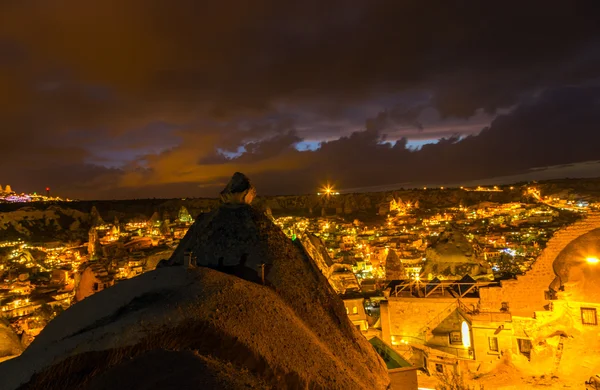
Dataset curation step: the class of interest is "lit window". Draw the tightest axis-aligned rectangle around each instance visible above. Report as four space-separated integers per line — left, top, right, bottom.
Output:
449 332 462 345
352 306 358 314
488 337 499 352
345 307 349 314
461 321 471 348
581 308 598 325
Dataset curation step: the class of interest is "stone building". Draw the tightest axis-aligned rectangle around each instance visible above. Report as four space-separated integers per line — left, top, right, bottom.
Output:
380 279 510 377
380 213 600 387
343 298 369 332
87 228 100 260
75 262 114 302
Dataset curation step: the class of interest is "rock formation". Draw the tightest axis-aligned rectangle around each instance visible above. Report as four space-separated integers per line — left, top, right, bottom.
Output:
297 233 362 294
159 220 170 236
265 206 273 219
74 261 113 302
177 206 192 223
550 227 600 302
0 319 23 361
87 227 100 260
422 228 488 279
298 233 334 278
89 206 104 227
148 211 161 226
385 249 406 280
219 172 256 205
0 173 390 390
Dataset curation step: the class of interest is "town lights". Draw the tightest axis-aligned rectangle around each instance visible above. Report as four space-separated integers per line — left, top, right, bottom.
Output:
586 257 599 265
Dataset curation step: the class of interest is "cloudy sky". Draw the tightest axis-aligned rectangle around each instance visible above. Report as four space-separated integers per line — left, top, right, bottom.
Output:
1 1 600 199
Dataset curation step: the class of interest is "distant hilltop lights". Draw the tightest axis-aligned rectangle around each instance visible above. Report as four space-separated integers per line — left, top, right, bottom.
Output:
420 185 509 192
317 183 340 196
0 184 70 203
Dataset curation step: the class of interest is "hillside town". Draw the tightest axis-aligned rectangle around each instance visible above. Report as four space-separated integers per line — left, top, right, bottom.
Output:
1 183 600 388
0 185 68 204
0 205 194 348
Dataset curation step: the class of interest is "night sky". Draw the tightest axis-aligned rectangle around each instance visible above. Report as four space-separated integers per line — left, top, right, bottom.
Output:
1 1 600 199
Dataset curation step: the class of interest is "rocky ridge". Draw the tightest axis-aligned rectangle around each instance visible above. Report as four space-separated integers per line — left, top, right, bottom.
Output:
0 185 526 242
0 173 390 390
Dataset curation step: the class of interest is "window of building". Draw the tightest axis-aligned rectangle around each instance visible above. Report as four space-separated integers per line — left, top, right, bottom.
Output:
352 306 358 314
345 306 349 314
488 337 499 352
93 282 99 291
449 331 462 345
581 307 598 325
435 363 444 373
517 338 532 360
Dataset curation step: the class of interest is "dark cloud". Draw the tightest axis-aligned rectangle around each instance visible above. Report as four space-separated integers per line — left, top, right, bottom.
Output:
0 1 599 198
225 85 600 194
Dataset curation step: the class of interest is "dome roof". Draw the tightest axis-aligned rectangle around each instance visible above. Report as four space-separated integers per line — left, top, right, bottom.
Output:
551 227 600 303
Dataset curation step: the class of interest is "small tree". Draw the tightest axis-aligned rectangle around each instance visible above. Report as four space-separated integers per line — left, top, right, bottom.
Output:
494 253 522 279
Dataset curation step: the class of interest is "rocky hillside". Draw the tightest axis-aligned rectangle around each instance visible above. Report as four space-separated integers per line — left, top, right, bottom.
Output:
9 175 600 243
298 233 334 278
0 173 390 390
0 319 23 363
0 188 523 242
0 205 90 242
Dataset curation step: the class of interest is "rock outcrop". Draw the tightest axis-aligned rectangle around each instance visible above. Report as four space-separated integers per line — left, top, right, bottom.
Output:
298 233 334 278
0 319 23 361
550 227 600 303
219 172 256 205
89 206 104 227
422 228 488 279
385 249 406 280
297 233 361 293
0 173 390 390
74 261 114 302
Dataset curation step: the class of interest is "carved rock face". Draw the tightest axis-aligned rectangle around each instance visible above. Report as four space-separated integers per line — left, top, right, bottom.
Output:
219 172 256 205
551 227 600 302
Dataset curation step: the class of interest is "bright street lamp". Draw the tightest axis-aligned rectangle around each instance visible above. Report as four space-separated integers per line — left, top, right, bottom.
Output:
320 183 336 196
586 257 599 265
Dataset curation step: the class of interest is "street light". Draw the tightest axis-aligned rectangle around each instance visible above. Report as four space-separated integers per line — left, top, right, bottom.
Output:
320 183 335 196
586 257 599 265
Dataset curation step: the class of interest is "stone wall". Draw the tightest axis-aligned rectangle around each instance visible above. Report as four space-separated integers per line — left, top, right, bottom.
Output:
388 368 419 390
480 212 600 316
380 297 479 345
